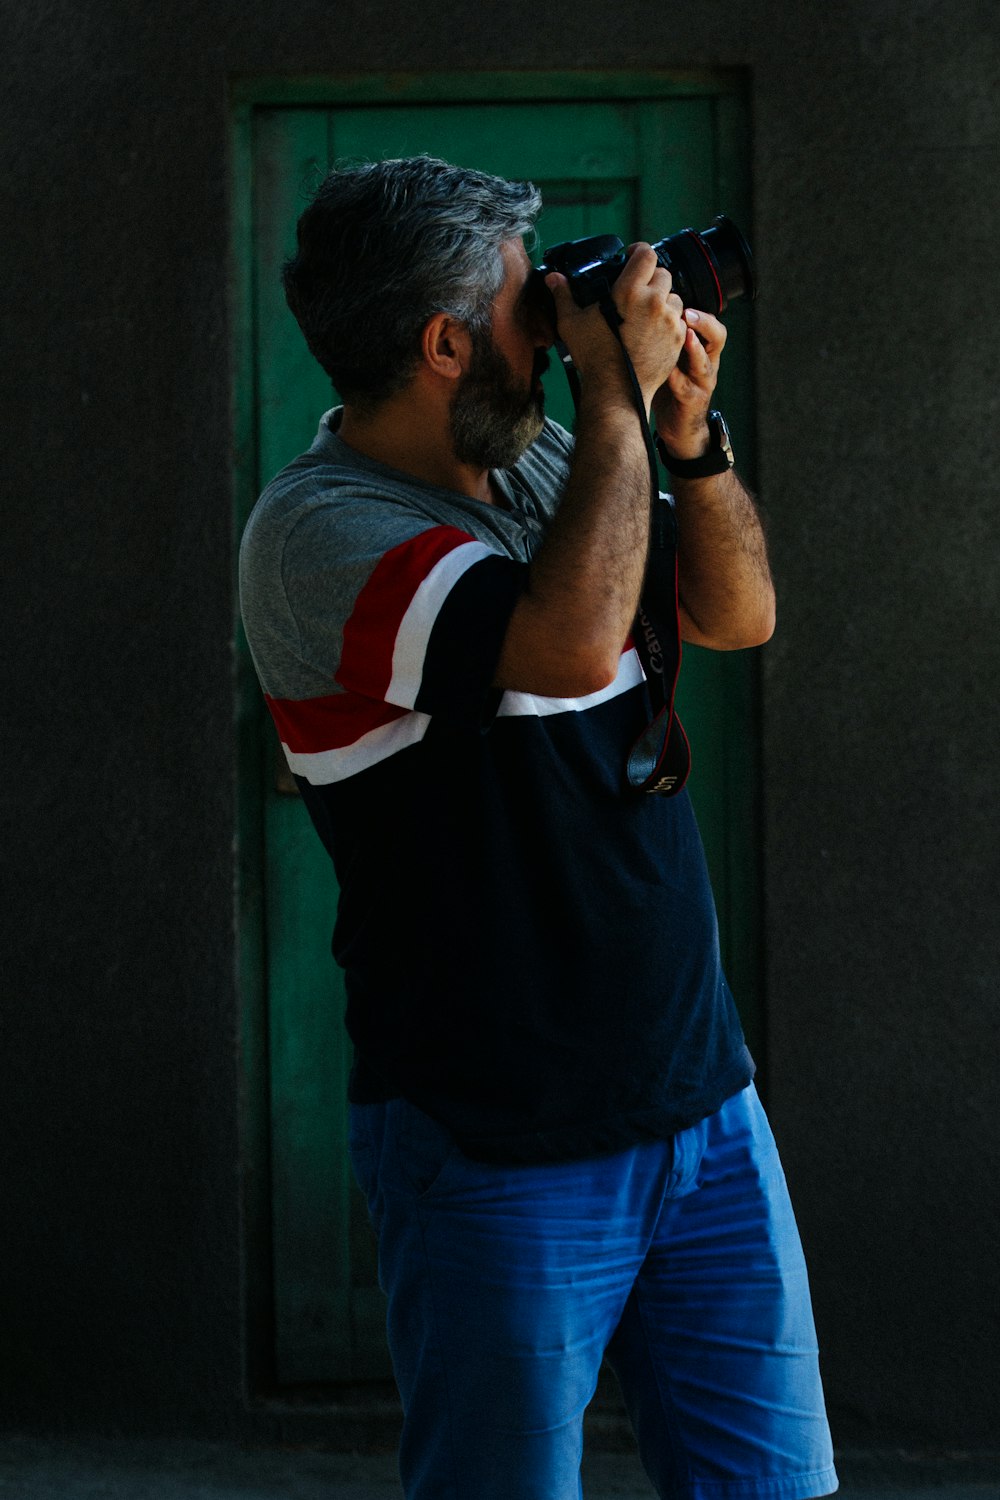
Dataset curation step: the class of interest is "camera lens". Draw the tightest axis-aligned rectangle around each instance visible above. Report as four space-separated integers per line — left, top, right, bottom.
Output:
535 215 756 322
651 215 756 314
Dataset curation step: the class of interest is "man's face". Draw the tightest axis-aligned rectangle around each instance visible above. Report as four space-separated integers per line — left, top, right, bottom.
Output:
449 240 552 471
449 327 550 471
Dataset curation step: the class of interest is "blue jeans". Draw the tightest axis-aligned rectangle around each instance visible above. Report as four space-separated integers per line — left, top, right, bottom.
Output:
349 1083 837 1500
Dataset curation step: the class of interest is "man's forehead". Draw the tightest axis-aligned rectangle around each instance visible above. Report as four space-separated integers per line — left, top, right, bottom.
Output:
503 237 533 269
500 238 534 295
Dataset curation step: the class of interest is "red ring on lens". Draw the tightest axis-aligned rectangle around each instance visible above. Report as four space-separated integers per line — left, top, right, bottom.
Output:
682 230 724 313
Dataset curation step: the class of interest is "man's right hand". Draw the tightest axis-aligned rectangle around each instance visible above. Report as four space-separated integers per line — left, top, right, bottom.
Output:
496 247 685 699
544 243 688 414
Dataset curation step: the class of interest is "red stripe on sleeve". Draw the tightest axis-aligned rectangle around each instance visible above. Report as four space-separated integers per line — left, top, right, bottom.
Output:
266 692 409 754
337 526 475 701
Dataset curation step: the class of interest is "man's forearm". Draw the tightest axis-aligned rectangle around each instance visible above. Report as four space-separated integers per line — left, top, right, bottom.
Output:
494 395 651 697
495 243 693 697
673 468 775 649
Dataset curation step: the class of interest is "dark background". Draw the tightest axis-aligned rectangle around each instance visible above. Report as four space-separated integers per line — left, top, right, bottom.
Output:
2 0 997 1451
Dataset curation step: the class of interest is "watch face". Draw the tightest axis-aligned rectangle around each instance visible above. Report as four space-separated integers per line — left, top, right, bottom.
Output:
711 411 735 467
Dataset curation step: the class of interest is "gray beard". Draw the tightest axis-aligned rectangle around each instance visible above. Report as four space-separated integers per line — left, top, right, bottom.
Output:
449 333 546 471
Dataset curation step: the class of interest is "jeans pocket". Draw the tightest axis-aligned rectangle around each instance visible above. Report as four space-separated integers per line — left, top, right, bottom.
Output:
348 1102 382 1206
391 1098 463 1200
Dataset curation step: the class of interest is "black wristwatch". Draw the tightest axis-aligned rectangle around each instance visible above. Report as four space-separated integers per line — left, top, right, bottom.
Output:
656 410 735 479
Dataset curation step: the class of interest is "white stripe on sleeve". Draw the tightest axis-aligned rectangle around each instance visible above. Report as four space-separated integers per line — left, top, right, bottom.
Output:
282 711 431 784
386 540 494 708
497 647 645 718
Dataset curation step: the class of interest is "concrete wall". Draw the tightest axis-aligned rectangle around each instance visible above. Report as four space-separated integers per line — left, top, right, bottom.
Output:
2 0 996 1447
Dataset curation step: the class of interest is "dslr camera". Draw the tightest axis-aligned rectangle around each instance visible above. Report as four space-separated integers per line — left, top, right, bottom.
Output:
534 214 755 316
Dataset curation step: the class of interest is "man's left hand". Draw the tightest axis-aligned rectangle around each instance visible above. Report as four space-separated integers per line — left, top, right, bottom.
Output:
651 308 727 462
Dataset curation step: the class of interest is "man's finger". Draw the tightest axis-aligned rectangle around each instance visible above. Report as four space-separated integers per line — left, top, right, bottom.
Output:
681 326 712 374
617 242 661 290
684 308 727 353
544 271 578 321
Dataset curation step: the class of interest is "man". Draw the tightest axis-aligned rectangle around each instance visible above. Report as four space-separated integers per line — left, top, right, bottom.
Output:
239 157 837 1500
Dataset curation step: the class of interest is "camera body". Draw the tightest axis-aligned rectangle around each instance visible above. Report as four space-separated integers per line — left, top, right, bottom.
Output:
534 214 755 318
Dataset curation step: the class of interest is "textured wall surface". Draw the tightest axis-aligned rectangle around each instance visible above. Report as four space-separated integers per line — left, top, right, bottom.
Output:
1 0 997 1446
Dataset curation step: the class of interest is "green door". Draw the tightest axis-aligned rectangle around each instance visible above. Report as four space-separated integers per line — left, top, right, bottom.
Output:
240 85 758 1384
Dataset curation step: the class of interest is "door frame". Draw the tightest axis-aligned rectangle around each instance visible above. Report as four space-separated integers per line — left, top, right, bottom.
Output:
230 68 758 1398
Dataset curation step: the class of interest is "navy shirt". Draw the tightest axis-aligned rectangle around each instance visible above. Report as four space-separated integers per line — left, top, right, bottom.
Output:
239 411 754 1163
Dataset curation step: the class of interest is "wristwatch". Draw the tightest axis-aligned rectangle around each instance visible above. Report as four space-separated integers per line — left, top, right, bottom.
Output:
655 410 735 479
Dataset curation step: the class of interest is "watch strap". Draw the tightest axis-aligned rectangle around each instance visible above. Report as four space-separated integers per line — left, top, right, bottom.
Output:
656 409 733 478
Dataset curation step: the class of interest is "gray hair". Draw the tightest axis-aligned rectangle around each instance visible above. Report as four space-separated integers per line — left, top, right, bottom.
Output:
282 157 543 409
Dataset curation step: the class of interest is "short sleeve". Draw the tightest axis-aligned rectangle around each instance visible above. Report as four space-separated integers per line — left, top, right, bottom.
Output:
242 476 532 785
335 524 528 723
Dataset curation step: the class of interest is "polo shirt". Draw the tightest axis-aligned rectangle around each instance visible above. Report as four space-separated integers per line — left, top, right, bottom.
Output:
238 409 754 1163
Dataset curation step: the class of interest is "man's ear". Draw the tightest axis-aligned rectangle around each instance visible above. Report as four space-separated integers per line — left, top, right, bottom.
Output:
420 313 471 381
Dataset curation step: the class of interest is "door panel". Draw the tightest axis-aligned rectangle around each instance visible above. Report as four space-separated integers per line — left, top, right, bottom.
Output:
248 91 756 1382
330 103 642 181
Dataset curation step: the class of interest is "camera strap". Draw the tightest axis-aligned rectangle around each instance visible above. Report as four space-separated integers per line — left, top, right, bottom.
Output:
555 289 691 797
